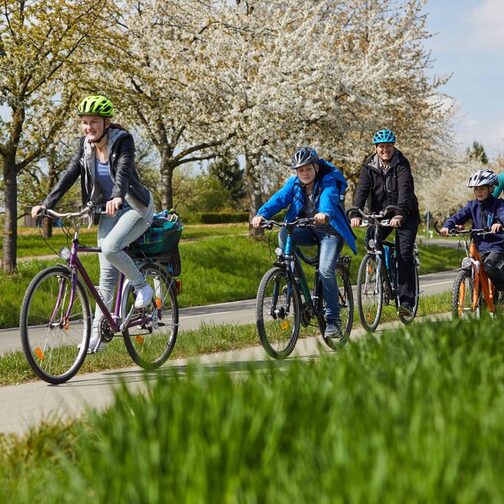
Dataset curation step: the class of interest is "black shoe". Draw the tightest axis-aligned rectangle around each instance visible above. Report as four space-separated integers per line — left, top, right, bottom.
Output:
398 304 413 317
325 320 343 339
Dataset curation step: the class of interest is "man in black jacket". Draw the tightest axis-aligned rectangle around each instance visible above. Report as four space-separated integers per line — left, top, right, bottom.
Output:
350 129 420 314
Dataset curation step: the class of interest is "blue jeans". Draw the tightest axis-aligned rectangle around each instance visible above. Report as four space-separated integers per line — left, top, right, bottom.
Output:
279 227 342 322
92 196 154 334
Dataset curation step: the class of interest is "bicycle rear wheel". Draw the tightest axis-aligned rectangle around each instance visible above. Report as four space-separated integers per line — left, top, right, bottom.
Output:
452 269 480 319
122 262 178 369
357 253 383 332
323 265 354 350
399 263 420 325
20 265 91 384
256 267 301 359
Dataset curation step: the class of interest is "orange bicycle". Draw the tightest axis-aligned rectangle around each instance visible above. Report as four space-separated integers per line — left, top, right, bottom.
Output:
436 224 497 318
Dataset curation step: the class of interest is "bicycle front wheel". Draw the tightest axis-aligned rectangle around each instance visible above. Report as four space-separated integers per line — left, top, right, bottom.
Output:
357 253 383 332
323 265 354 350
20 265 91 384
122 262 179 369
256 267 301 359
452 269 480 319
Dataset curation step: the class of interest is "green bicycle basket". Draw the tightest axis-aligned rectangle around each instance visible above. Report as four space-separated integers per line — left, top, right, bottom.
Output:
130 210 183 257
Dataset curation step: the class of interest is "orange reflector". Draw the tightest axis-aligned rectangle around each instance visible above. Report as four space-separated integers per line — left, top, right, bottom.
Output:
35 347 45 361
135 335 145 345
280 320 289 330
155 298 162 309
175 279 182 294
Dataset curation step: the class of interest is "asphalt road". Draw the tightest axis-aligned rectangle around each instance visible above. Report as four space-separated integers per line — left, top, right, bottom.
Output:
0 268 459 436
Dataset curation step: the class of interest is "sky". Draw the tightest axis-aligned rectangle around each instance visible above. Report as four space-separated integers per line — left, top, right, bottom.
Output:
423 0 504 159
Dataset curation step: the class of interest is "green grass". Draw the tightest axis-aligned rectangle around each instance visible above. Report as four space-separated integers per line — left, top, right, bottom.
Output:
3 317 504 501
11 223 248 258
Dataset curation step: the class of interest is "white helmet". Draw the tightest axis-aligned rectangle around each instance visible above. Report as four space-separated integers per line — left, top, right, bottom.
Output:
467 169 498 188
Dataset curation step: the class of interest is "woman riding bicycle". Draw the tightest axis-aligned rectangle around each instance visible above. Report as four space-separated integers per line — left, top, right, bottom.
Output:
251 147 356 339
31 95 154 353
440 168 504 291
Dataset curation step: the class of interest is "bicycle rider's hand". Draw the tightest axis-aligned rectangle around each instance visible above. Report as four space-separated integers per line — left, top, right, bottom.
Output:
491 222 503 233
314 213 328 225
105 197 123 216
350 217 361 228
389 215 403 228
439 227 450 236
251 215 264 228
31 205 46 219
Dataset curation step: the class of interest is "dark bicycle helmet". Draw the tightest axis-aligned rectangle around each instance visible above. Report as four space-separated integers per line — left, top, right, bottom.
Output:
291 147 318 169
77 95 114 117
372 129 396 144
467 168 498 187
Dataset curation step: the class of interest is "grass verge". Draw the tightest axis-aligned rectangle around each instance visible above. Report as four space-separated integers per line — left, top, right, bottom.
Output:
2 316 504 501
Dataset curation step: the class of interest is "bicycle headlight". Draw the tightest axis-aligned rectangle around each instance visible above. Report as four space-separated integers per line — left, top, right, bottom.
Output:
275 247 283 257
461 257 472 269
368 239 376 249
59 247 71 260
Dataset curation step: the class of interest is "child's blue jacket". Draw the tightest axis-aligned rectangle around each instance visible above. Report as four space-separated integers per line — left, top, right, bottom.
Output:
257 160 357 253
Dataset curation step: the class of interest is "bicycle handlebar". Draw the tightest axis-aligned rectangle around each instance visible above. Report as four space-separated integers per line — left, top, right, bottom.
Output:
433 220 500 237
346 205 402 227
346 205 402 220
41 207 92 220
258 217 318 230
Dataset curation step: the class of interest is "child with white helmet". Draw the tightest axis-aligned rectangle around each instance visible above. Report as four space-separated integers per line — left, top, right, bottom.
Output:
440 168 504 289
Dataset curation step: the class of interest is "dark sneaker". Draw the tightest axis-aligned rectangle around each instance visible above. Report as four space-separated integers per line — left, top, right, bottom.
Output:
398 304 413 317
325 320 343 339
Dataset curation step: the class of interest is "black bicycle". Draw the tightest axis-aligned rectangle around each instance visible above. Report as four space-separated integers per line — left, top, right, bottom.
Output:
349 206 420 332
256 218 354 359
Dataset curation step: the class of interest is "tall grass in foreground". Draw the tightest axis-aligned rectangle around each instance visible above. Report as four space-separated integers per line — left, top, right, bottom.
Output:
3 318 504 502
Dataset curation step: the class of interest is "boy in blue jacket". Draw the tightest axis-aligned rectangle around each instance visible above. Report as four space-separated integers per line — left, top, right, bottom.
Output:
440 169 504 289
251 147 356 339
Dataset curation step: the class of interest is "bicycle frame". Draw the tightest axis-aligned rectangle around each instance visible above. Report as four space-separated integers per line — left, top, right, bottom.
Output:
462 238 495 313
277 226 322 318
46 208 158 335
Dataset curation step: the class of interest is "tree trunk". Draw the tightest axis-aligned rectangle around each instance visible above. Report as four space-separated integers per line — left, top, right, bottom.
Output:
2 153 18 273
244 154 264 238
42 217 53 239
160 148 175 210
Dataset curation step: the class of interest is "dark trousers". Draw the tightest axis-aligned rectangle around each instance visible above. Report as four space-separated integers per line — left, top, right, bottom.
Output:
368 215 420 307
482 252 504 290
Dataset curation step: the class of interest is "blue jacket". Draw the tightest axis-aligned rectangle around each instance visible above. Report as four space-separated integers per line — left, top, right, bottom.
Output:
257 160 357 253
442 196 504 253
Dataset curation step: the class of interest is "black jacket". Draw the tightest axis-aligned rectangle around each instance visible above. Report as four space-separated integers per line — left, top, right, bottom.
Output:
350 149 419 220
42 128 151 209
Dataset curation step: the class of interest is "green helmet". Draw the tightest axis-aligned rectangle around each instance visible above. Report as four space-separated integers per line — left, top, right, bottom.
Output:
77 95 114 117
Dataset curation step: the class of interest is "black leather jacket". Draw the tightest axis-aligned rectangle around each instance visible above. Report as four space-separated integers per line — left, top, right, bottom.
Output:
350 149 419 220
42 128 151 209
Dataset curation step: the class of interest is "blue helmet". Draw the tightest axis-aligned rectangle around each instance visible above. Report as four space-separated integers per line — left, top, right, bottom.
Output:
291 147 318 169
372 129 396 144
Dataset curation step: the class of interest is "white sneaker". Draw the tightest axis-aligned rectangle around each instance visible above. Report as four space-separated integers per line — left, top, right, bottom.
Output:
88 335 107 353
135 284 154 309
77 335 106 354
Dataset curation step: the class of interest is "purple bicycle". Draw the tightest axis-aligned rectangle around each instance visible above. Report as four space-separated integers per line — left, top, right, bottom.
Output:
20 206 179 384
